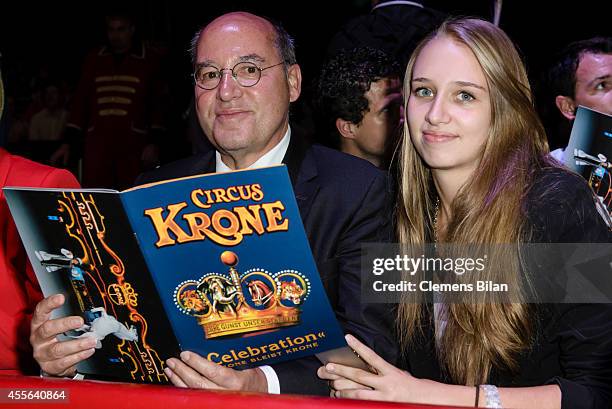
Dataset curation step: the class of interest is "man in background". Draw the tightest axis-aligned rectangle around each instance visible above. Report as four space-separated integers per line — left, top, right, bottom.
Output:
327 0 445 68
51 10 166 189
547 36 611 160
315 47 402 168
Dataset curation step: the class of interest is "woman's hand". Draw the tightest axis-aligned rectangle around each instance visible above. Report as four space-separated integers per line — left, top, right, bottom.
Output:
317 334 427 402
319 334 561 408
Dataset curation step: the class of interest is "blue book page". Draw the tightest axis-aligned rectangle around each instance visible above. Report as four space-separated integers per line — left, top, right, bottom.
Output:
120 165 345 369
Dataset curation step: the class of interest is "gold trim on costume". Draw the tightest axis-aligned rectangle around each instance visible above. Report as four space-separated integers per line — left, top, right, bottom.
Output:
97 85 136 94
99 109 128 117
97 96 132 105
95 75 141 83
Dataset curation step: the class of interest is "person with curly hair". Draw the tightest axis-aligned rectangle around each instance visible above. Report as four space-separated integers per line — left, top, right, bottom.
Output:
315 47 402 168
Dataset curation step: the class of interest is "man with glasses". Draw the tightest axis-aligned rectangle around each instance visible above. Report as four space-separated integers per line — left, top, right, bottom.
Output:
29 11 396 395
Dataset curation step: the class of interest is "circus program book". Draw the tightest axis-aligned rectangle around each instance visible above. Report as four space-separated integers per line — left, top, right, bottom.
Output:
4 165 346 384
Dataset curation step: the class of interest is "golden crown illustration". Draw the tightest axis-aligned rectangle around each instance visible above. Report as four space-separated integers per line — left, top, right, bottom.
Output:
174 251 311 339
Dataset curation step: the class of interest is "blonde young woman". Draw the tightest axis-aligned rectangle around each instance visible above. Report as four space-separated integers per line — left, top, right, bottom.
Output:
318 18 612 409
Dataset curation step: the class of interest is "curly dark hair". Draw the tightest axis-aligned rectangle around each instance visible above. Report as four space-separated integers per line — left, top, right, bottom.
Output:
548 36 611 99
315 47 400 142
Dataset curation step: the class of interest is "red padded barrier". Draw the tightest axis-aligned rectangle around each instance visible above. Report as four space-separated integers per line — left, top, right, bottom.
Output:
0 375 463 409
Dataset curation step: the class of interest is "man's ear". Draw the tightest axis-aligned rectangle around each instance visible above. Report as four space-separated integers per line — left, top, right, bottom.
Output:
555 95 577 120
335 118 357 140
287 64 302 103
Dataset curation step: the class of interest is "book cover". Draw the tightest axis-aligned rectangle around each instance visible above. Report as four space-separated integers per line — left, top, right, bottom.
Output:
563 105 612 217
4 165 346 383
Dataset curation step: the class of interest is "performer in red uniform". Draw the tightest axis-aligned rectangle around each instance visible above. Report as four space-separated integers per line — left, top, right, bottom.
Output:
52 11 166 189
0 147 79 375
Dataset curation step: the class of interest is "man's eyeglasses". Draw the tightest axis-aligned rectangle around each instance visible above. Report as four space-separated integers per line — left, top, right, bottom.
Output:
193 61 286 90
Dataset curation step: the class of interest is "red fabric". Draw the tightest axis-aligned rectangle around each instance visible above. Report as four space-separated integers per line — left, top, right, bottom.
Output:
0 149 80 375
0 375 465 409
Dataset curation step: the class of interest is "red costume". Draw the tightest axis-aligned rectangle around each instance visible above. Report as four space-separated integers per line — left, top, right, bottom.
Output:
0 148 79 375
67 45 165 189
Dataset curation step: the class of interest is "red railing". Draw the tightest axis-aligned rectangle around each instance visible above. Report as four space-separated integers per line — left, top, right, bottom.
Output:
0 375 464 409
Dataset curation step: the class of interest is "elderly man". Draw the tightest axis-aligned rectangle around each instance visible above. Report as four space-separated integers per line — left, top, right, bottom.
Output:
30 12 396 395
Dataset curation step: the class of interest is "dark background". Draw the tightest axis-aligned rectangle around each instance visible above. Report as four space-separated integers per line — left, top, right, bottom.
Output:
1 0 610 152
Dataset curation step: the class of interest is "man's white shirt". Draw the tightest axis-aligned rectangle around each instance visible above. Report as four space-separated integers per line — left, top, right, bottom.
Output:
214 126 291 393
215 127 291 173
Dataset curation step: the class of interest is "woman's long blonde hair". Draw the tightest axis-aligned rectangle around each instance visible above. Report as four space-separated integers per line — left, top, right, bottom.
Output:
396 17 551 385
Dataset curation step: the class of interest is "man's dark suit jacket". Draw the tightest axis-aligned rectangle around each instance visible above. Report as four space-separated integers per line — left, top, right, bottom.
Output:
136 133 398 395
